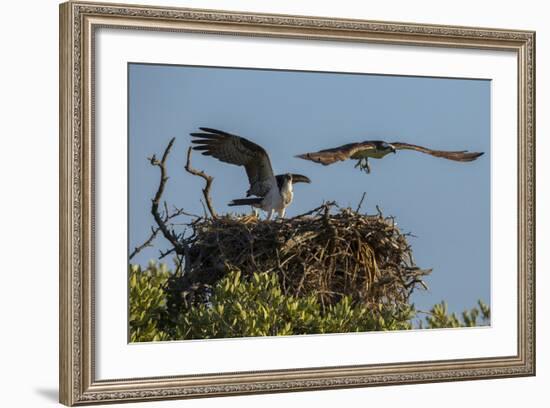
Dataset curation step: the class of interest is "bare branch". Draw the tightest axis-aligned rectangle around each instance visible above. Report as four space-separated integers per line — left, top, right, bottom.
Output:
159 247 176 259
171 206 200 219
149 137 187 256
129 206 195 260
129 226 160 260
185 147 217 219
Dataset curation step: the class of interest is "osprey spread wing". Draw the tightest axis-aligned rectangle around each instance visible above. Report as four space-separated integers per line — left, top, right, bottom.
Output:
191 127 275 197
296 140 484 173
191 128 310 219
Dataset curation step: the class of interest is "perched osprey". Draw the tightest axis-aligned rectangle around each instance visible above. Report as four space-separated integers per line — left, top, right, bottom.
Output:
191 128 311 219
296 141 484 173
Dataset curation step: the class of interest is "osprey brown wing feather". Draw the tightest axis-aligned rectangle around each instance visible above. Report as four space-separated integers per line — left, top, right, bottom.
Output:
190 128 274 193
391 142 484 162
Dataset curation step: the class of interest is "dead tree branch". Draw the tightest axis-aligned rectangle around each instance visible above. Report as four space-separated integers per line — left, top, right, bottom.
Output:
148 137 187 256
129 226 160 260
185 147 217 219
129 206 196 260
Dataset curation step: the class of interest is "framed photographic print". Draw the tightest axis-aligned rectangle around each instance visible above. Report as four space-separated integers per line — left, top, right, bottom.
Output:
59 1 535 405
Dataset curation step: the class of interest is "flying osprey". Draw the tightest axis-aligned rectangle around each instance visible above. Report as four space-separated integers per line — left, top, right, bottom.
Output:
296 140 484 173
190 127 311 220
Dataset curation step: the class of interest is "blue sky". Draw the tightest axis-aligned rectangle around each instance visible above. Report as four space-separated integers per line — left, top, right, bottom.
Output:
128 63 491 316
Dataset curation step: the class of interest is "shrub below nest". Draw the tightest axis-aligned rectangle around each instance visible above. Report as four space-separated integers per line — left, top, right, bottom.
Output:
180 204 431 311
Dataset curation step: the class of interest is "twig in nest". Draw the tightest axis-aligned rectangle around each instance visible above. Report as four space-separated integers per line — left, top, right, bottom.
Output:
185 147 217 219
293 201 337 219
356 192 367 213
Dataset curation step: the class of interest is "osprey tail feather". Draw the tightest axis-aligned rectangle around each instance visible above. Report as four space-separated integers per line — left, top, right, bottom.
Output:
228 197 263 207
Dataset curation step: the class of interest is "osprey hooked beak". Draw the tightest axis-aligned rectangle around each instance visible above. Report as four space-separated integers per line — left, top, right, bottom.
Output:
290 174 311 184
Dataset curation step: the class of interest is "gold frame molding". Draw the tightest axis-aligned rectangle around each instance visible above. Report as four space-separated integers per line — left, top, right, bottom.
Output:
59 1 536 405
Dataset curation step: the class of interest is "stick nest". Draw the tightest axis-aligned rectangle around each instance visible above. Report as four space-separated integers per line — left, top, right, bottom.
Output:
182 203 431 309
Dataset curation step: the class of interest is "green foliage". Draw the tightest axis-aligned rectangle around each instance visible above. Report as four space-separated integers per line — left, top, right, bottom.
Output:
129 263 171 342
129 262 491 342
176 270 415 340
422 300 491 329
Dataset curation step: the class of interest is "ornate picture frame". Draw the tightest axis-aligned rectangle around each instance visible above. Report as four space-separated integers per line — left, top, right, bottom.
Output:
59 1 535 405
